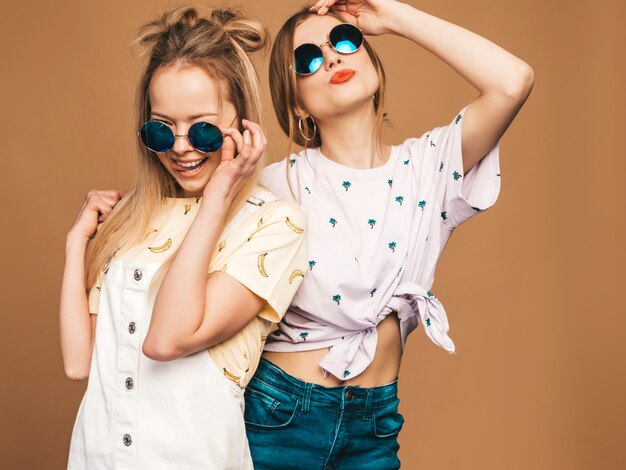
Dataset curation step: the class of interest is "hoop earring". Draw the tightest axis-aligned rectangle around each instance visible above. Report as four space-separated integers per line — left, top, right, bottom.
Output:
298 116 317 142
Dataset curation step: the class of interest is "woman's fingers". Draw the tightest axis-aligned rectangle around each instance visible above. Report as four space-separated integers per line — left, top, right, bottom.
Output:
220 128 242 161
229 128 252 163
91 196 114 221
309 0 325 12
69 189 126 240
98 193 120 208
214 121 266 180
92 189 126 208
310 0 339 15
220 135 236 162
95 203 112 223
242 119 267 161
87 190 124 220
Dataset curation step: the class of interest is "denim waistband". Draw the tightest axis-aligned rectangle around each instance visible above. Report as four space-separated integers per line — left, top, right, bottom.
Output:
251 358 398 410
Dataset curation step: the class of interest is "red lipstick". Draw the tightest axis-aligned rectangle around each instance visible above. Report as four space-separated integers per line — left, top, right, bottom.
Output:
330 69 356 84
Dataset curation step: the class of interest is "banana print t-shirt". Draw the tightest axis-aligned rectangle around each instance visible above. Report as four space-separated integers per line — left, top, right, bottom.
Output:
260 107 501 380
88 190 308 387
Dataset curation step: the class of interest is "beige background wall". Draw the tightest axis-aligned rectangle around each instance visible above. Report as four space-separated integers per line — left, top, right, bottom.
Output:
1 0 624 468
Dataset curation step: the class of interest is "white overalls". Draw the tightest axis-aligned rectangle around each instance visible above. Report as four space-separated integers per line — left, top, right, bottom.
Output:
68 191 309 469
68 261 252 470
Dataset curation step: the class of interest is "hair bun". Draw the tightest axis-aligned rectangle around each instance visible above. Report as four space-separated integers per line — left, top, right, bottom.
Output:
134 6 201 53
210 8 268 54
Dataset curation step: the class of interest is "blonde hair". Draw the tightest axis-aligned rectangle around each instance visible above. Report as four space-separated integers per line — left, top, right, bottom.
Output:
85 6 268 289
269 5 387 158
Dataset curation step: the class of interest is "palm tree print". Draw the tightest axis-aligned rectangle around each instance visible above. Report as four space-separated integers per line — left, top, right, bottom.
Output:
389 241 397 252
289 158 296 167
427 291 435 297
309 260 317 270
441 211 447 221
418 200 426 210
368 219 377 229
472 206 482 212
305 186 311 194
370 288 377 297
430 141 436 147
426 318 431 326
388 179 393 188
343 370 351 378
299 332 309 341
329 218 337 227
332 294 342 305
395 196 404 206
439 162 444 172
453 171 462 181
455 114 462 124
403 159 409 165
342 181 352 191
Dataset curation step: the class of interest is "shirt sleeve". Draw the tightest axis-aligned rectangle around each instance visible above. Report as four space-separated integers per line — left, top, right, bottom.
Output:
431 106 502 229
259 159 297 202
218 201 308 323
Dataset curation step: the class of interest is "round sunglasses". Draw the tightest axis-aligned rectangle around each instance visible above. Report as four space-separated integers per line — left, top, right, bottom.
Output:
138 120 224 154
293 23 364 75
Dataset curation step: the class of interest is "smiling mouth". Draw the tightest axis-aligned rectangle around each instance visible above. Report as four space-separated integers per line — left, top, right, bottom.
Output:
330 70 356 84
171 157 209 176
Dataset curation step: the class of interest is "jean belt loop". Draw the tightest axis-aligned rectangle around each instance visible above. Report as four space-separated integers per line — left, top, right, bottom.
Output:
363 388 373 420
301 382 313 413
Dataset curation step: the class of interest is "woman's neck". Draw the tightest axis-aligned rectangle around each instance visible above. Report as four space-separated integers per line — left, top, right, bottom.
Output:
317 102 390 169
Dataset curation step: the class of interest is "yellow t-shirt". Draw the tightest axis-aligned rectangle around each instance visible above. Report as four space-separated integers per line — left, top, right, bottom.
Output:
88 190 307 387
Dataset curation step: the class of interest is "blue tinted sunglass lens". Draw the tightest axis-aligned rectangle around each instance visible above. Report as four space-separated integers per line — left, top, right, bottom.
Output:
330 24 363 53
140 121 174 152
294 43 324 75
188 122 223 153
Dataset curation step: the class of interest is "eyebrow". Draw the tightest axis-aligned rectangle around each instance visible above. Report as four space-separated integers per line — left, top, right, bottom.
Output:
150 112 219 122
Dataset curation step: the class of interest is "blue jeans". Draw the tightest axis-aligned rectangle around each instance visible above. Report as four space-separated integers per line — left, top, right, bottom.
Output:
244 358 404 469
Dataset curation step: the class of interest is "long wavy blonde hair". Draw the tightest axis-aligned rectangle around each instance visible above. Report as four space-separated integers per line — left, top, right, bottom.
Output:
85 6 268 289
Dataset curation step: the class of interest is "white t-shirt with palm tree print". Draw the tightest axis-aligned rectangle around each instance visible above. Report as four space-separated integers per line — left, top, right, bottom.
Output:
260 107 501 380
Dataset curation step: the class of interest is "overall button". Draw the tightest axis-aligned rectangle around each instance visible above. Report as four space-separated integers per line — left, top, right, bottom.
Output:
133 269 143 281
123 434 132 446
346 390 354 400
125 377 134 390
128 322 136 334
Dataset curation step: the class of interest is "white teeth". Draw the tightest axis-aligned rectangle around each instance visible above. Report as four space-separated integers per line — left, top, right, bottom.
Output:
176 159 205 168
175 157 208 174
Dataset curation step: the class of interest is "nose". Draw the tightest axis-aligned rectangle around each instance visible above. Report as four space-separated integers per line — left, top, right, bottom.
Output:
321 43 342 71
171 132 194 155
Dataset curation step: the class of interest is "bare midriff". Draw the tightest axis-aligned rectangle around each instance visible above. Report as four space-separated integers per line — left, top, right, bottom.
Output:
262 313 402 388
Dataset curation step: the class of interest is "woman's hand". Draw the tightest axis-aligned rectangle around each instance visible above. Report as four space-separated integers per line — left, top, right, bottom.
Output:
68 189 127 241
202 119 266 203
310 0 399 36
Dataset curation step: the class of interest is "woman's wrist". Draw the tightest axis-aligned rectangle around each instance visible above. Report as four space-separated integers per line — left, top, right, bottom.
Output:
381 2 417 37
197 192 231 221
202 179 241 210
66 231 90 254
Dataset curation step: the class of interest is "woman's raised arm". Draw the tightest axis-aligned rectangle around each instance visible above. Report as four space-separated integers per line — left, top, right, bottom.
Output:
313 0 535 173
59 190 125 380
